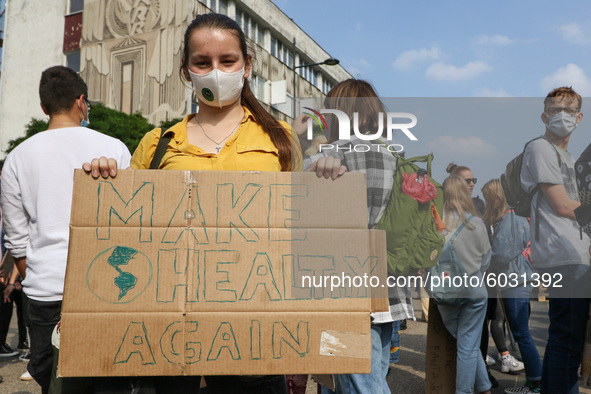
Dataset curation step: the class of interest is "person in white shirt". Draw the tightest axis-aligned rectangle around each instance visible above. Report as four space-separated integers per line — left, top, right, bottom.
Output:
0 65 131 393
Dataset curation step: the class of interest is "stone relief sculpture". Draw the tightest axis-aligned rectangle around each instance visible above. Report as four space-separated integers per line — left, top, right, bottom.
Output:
81 0 200 125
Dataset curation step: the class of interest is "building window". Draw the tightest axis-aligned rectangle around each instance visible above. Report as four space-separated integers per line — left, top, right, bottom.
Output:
322 79 333 94
257 27 264 45
270 37 276 57
66 50 81 73
236 9 264 46
203 0 227 13
218 0 227 14
251 74 266 102
271 37 293 67
69 0 83 13
297 57 328 91
120 62 134 114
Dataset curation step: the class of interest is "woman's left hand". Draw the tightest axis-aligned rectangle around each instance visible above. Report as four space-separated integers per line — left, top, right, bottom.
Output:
307 156 347 180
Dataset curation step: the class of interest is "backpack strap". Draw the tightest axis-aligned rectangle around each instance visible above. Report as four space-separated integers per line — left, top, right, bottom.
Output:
149 128 173 169
376 139 434 177
524 136 562 240
449 214 473 244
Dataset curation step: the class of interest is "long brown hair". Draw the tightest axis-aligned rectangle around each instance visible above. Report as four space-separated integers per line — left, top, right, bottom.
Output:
324 79 387 143
482 179 507 228
443 176 476 229
181 14 298 171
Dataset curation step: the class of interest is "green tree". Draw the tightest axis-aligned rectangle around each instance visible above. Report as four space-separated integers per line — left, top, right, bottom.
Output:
4 104 182 155
88 103 155 153
5 118 49 154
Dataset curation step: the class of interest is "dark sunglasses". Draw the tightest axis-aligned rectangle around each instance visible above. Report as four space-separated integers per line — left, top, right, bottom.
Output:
465 178 477 185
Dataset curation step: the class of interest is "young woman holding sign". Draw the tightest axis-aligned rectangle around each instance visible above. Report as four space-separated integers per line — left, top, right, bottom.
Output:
85 13 344 394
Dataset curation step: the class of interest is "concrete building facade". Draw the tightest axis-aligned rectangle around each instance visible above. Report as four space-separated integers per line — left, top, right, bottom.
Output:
0 0 351 155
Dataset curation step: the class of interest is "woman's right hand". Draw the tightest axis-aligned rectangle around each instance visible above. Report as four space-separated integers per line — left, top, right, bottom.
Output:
82 157 120 179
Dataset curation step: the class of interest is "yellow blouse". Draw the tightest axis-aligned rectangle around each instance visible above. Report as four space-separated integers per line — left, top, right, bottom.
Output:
131 107 302 172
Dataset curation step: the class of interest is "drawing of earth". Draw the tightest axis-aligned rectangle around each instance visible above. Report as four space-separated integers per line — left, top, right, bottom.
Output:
87 246 152 304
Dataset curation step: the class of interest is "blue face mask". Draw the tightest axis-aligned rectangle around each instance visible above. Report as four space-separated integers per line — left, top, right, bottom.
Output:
80 100 90 127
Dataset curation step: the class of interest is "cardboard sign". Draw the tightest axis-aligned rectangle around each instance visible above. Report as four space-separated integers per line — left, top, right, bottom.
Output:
425 300 457 393
59 170 388 377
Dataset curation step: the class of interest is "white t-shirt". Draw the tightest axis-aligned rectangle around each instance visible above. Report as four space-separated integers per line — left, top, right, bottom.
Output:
520 136 590 269
1 127 131 301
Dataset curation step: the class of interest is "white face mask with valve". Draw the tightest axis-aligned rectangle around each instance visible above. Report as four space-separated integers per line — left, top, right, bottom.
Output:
188 67 245 108
545 111 579 137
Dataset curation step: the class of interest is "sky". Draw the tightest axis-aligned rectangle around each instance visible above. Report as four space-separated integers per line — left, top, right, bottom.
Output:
276 0 591 197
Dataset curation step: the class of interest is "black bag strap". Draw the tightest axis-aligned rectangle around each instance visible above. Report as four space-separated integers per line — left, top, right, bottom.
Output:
149 128 173 169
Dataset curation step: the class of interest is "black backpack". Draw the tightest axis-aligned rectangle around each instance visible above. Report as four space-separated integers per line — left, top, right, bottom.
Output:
500 136 561 218
575 143 591 237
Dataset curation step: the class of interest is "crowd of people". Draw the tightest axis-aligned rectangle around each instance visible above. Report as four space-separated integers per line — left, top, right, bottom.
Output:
0 11 590 394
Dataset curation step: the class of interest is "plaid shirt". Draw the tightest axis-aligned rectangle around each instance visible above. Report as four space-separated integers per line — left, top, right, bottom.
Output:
303 137 415 322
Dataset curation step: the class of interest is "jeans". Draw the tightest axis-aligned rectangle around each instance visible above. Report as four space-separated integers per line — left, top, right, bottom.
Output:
328 322 392 394
539 265 591 394
502 294 542 381
389 320 400 364
438 284 491 394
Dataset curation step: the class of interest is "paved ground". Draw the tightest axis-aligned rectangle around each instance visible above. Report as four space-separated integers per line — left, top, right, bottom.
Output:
384 298 591 394
1 298 591 393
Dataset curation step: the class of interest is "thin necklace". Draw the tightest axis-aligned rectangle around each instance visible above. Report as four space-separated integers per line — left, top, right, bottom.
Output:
195 117 242 154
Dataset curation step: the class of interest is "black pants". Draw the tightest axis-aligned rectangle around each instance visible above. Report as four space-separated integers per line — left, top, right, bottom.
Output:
27 298 61 394
480 296 508 360
203 375 287 394
13 287 27 343
93 376 201 393
0 283 13 344
0 284 27 345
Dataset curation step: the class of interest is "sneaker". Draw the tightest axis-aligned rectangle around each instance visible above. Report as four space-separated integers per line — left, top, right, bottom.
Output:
19 351 30 362
17 341 29 351
486 354 496 366
0 344 19 357
501 354 525 373
20 371 34 381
